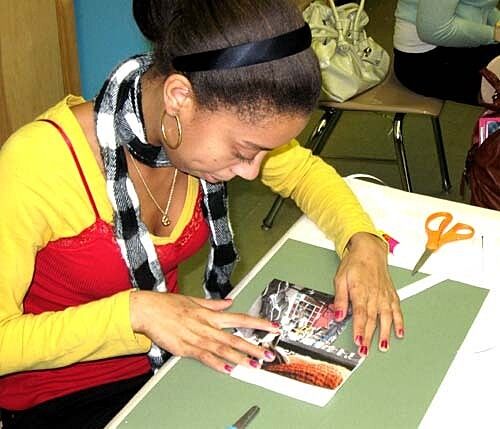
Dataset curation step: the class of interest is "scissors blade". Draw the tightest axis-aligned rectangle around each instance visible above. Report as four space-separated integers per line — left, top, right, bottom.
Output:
411 248 434 275
232 406 260 429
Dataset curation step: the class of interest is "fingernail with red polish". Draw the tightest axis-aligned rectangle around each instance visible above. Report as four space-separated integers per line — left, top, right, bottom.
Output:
359 346 368 356
398 328 405 337
249 359 260 368
271 321 281 328
224 364 234 374
355 335 363 346
334 310 343 320
380 339 388 350
264 351 275 361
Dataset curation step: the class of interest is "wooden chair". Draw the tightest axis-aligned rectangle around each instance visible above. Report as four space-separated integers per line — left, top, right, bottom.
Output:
262 66 451 229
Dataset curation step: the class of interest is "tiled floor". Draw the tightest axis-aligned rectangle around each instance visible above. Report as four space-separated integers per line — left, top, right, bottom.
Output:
179 0 484 297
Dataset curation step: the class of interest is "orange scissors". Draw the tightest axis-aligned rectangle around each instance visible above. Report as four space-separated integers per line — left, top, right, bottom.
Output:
411 212 475 275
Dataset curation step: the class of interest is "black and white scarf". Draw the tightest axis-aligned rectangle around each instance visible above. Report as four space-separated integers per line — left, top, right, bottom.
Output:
94 54 238 368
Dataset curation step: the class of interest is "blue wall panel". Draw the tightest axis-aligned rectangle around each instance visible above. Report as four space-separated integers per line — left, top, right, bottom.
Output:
74 0 150 99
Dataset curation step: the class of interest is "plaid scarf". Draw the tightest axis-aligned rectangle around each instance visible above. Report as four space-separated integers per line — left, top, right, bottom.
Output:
94 54 238 368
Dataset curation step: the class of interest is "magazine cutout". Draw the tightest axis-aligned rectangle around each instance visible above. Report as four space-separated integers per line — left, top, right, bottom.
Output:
232 278 365 407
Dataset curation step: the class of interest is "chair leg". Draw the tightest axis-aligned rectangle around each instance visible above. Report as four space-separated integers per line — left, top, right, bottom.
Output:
261 107 343 230
309 107 343 155
261 195 287 230
392 113 413 192
431 116 452 193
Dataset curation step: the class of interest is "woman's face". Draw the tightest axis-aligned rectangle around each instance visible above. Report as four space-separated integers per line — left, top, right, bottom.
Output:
165 107 310 183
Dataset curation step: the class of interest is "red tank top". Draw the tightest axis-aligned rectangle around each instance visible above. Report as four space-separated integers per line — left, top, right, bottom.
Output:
0 121 209 410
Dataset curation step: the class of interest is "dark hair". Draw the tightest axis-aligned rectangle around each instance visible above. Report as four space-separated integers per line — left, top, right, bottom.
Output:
133 0 321 120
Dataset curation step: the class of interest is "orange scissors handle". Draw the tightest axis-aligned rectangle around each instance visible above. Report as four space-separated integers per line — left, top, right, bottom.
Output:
425 212 475 250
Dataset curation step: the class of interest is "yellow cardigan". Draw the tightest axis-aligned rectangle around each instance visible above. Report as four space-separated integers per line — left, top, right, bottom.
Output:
0 96 379 375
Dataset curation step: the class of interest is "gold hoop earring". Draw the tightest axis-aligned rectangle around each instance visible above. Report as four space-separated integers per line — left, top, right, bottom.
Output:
160 110 182 150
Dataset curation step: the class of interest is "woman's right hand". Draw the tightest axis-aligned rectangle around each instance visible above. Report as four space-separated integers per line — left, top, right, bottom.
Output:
130 291 279 373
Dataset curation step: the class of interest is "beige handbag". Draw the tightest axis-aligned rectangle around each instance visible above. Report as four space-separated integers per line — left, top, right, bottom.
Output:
304 0 390 102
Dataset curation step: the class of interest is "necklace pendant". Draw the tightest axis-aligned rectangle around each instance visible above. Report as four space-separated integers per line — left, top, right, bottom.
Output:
161 214 171 227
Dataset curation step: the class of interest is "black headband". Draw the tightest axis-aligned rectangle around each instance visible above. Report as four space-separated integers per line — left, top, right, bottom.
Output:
172 23 311 72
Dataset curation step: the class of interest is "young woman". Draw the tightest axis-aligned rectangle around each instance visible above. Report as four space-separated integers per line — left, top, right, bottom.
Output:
0 0 403 427
394 0 500 105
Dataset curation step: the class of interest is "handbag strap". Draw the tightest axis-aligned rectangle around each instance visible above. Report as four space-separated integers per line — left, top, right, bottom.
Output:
479 67 500 110
481 67 500 90
327 0 365 41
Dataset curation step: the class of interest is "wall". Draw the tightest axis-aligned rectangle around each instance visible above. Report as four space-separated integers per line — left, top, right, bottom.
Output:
74 0 149 99
0 0 78 141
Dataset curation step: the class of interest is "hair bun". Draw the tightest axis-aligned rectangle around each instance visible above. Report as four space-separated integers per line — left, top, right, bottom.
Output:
133 0 168 43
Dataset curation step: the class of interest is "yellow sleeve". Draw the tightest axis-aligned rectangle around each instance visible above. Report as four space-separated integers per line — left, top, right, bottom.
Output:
260 140 382 256
0 119 150 376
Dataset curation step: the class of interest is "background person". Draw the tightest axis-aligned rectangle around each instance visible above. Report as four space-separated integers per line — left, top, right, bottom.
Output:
393 0 500 105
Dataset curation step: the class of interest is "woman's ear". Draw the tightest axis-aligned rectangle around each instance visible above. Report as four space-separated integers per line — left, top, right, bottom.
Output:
163 74 193 116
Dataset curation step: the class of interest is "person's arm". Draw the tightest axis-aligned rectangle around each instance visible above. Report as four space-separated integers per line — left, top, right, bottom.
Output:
0 127 151 376
261 140 403 354
416 0 497 46
260 140 383 255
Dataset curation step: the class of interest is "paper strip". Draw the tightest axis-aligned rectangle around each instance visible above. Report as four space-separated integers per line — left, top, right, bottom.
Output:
397 274 448 301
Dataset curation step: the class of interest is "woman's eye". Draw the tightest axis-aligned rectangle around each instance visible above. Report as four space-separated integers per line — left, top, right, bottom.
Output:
236 153 255 164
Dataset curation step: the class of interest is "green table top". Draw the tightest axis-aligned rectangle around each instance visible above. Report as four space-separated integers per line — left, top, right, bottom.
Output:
113 239 488 429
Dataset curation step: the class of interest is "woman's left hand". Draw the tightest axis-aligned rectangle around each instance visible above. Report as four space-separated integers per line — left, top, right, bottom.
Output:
333 232 404 356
